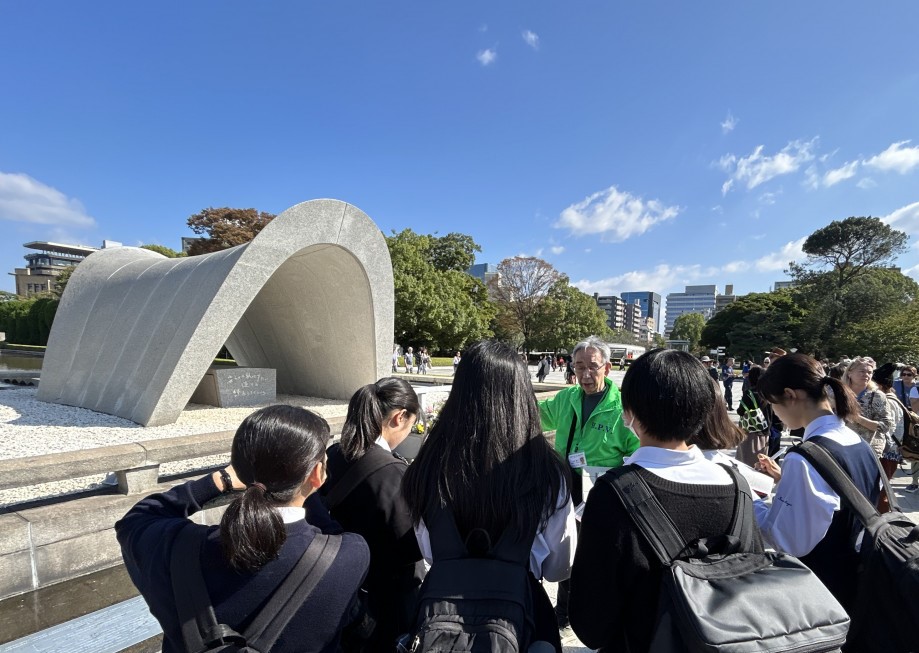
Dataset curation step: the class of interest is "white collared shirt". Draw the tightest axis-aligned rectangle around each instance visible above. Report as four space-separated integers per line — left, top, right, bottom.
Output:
276 506 307 524
624 444 733 485
414 487 578 582
753 414 858 557
374 435 392 452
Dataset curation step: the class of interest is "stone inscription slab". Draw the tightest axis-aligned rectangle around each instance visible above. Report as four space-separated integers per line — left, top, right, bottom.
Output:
190 368 276 408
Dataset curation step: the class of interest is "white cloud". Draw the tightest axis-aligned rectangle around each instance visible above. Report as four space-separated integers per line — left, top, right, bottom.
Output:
721 111 738 134
881 200 919 232
719 138 817 194
759 191 778 205
550 245 565 255
711 205 723 214
754 237 806 272
522 30 539 49
822 160 859 187
572 238 806 298
863 141 919 174
857 177 877 189
476 48 497 66
554 185 680 242
0 172 96 228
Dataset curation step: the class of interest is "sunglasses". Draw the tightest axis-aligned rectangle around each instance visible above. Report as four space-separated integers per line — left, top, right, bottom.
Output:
902 373 915 377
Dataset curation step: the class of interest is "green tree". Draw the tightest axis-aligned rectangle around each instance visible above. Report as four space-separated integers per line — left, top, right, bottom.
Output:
141 244 186 258
670 312 706 352
186 207 276 255
489 256 561 352
844 301 919 363
790 216 909 355
387 229 494 351
700 290 808 360
529 278 610 352
51 267 75 299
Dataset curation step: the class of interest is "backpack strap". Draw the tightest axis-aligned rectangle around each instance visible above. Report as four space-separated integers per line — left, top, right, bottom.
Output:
326 446 402 509
245 533 342 650
717 463 755 551
424 504 535 567
791 440 889 528
602 465 686 566
170 524 246 651
170 525 342 652
425 504 473 561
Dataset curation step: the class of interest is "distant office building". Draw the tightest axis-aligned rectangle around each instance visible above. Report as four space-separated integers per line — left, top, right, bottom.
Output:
638 316 656 343
773 280 796 291
620 291 662 333
664 284 719 335
11 241 99 297
468 263 498 286
715 284 737 313
593 293 626 331
181 237 203 254
623 301 642 339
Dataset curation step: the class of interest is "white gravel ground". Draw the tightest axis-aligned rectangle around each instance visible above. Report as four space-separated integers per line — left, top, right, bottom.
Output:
0 387 351 508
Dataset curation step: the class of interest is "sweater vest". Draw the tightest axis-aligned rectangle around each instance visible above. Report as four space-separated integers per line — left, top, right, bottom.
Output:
799 435 880 612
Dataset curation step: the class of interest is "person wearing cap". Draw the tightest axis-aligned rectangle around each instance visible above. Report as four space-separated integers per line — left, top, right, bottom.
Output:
700 356 719 383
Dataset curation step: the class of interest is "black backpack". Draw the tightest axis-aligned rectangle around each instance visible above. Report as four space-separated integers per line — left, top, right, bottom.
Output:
604 464 850 653
402 506 536 653
169 524 341 652
793 440 919 653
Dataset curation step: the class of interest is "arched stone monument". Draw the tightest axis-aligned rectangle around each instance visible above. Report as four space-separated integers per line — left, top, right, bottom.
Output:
37 199 394 426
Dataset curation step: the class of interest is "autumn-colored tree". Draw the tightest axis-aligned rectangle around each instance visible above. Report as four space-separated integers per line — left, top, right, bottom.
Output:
490 257 561 352
186 207 276 255
529 278 610 353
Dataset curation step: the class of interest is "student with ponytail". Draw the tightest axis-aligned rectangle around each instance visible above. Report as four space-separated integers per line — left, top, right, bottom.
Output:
753 353 881 611
116 405 369 653
320 377 425 651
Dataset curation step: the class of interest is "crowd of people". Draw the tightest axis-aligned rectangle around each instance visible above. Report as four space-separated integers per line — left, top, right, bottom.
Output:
115 337 910 652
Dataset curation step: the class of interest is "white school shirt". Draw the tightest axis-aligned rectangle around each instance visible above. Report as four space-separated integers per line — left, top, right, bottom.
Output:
414 488 578 582
753 414 857 557
623 444 734 485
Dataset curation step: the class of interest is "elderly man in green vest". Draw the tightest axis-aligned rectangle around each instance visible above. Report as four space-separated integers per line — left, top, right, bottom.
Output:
539 335 639 630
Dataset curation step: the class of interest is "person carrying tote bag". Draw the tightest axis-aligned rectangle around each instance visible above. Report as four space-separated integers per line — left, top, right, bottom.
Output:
736 365 772 467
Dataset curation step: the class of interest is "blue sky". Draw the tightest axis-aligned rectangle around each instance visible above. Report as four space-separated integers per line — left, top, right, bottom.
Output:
2 1 919 306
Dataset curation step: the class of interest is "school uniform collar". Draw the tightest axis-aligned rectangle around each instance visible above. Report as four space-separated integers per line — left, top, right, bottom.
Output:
624 443 706 468
276 506 306 524
374 436 392 452
803 414 844 440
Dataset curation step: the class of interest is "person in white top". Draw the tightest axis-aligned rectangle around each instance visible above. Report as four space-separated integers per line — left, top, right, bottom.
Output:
402 340 577 652
753 353 881 613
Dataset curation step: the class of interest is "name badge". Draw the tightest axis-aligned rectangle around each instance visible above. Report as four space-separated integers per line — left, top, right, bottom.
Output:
568 451 587 468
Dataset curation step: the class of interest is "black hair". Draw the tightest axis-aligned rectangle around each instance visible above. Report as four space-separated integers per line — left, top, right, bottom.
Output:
401 340 569 544
220 405 330 572
620 349 715 443
689 377 745 450
872 363 897 390
758 353 859 421
746 365 764 388
828 362 847 380
340 378 420 461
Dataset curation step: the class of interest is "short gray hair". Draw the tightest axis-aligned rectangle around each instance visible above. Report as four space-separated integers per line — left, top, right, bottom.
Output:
572 336 611 364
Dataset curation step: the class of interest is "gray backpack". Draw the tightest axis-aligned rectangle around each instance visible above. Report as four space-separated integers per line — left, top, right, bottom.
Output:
604 464 850 653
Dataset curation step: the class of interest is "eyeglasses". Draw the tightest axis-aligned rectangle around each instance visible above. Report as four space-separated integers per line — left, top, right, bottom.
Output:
574 365 605 375
902 373 915 377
